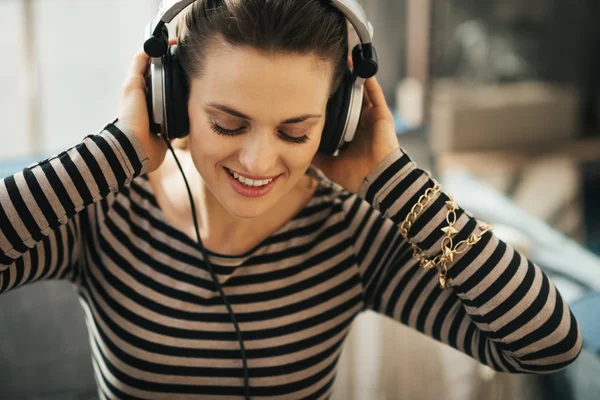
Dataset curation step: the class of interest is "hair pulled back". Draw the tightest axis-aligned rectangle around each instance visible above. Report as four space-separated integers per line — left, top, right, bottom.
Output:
176 0 349 95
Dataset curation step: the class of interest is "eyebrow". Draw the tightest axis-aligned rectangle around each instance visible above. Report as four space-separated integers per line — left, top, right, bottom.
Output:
206 103 322 124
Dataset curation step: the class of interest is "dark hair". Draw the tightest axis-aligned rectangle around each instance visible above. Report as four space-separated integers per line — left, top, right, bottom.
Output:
176 0 349 96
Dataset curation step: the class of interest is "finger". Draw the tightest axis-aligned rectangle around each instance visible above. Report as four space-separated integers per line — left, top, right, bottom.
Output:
362 82 373 109
365 77 387 107
347 56 354 69
129 50 151 77
168 37 179 46
361 96 371 112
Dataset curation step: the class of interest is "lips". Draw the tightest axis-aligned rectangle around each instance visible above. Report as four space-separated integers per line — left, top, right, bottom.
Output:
224 167 281 181
224 167 280 198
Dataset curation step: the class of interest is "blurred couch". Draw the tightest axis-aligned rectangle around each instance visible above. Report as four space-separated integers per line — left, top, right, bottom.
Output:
0 281 97 400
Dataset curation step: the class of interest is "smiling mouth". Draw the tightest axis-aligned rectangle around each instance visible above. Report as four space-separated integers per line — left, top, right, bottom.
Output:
225 167 280 188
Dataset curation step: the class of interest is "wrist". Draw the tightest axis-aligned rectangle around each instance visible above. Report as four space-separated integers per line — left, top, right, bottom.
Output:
105 118 150 176
358 148 415 202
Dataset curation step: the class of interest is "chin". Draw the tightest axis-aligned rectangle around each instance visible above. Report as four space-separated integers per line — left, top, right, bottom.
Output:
224 199 275 220
219 180 282 220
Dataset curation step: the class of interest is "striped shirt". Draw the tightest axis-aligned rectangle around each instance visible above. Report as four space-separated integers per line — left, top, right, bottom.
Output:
0 121 583 399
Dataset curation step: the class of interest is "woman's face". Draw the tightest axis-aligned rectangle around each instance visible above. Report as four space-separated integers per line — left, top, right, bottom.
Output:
187 45 333 219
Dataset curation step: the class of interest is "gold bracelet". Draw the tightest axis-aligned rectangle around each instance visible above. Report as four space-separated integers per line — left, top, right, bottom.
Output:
399 180 442 239
400 187 494 290
432 197 494 288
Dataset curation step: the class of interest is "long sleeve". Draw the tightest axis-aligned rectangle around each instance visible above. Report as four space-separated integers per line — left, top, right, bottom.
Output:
0 120 148 294
346 148 582 374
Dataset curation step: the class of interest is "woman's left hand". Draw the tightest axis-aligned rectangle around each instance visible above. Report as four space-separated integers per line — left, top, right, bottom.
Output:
312 77 400 194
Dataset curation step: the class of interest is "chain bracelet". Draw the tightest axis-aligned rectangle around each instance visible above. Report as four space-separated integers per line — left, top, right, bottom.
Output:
399 185 494 289
399 181 442 239
434 197 494 289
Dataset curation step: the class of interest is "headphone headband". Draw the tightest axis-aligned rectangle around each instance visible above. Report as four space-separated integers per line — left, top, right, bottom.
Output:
145 0 376 75
150 0 372 41
329 0 373 45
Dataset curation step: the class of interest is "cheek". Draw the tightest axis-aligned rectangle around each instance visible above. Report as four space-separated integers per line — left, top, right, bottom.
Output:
187 122 233 175
281 133 322 173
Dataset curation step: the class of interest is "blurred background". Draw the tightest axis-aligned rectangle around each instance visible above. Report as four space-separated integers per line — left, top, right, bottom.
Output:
0 0 599 399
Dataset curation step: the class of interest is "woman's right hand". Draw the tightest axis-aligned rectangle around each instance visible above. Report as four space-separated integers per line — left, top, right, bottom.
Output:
117 50 168 173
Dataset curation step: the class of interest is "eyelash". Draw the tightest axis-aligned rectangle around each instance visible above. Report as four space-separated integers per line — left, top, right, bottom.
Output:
209 122 310 144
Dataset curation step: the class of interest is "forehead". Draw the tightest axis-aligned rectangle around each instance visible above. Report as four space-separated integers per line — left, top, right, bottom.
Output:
191 45 333 120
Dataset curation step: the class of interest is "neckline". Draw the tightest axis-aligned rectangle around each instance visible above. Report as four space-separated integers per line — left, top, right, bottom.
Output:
139 167 329 265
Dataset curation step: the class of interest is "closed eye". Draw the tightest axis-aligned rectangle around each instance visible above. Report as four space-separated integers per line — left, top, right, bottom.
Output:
209 122 309 144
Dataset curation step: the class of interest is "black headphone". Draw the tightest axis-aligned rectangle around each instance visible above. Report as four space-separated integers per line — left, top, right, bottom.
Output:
143 0 378 156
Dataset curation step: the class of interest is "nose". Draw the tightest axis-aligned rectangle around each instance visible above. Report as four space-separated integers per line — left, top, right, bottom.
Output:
238 130 278 176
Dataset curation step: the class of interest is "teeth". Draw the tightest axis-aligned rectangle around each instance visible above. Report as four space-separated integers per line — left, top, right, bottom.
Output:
229 169 274 187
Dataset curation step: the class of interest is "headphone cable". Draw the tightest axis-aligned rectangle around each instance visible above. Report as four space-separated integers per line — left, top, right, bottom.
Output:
161 135 252 400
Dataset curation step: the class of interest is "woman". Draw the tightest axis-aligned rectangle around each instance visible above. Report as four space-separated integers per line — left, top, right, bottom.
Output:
0 1 582 399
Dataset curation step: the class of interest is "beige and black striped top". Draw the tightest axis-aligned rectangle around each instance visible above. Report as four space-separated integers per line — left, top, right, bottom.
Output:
0 120 582 399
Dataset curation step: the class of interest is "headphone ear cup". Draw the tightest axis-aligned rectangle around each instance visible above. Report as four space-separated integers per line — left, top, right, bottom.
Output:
145 72 163 135
164 45 190 140
319 68 354 155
